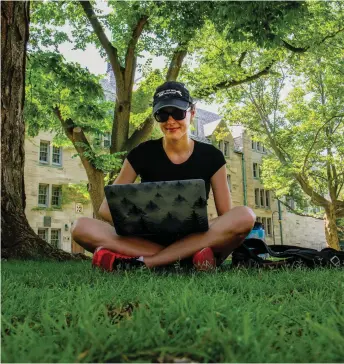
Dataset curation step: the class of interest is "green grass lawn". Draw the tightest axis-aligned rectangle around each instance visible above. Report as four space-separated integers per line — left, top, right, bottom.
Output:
2 260 344 363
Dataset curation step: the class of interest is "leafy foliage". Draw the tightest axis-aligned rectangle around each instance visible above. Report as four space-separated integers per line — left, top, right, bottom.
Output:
62 183 91 206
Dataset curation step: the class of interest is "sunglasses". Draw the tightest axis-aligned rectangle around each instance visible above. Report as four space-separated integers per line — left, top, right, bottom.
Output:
154 107 190 123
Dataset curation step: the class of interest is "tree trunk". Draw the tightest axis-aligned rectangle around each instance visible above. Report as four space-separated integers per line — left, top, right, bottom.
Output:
1 1 88 261
111 89 131 153
85 168 105 220
324 205 340 250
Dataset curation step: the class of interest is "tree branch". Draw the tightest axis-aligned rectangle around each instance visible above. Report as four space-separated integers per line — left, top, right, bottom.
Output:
277 199 323 220
166 43 188 81
53 107 101 173
125 115 155 152
302 114 344 175
294 173 330 208
201 60 275 97
335 200 344 218
280 27 344 53
124 15 149 88
238 51 247 67
79 1 123 84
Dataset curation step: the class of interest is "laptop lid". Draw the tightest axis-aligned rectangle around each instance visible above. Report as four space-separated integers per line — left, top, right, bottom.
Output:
104 179 208 238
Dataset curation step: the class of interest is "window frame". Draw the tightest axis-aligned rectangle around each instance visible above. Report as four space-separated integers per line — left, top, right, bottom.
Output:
262 217 267 231
38 184 49 207
266 218 272 236
38 228 49 242
52 145 62 166
50 229 61 248
253 163 259 178
255 188 260 206
265 190 270 208
51 185 62 207
251 140 257 150
39 141 50 164
218 140 223 152
260 189 265 207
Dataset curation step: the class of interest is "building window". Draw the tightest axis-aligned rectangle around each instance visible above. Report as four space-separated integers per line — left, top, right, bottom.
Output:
265 191 270 208
103 133 111 148
262 145 266 153
256 217 261 223
227 174 231 191
260 189 265 207
224 142 229 157
50 229 61 248
52 146 62 165
39 141 50 163
38 228 48 242
257 142 262 152
51 185 62 207
267 218 272 236
255 188 260 206
253 163 259 178
252 140 256 150
262 217 267 230
38 184 49 206
218 141 223 152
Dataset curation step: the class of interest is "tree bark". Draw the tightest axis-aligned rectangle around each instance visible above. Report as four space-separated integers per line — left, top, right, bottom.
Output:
1 1 88 260
86 168 105 219
324 205 340 250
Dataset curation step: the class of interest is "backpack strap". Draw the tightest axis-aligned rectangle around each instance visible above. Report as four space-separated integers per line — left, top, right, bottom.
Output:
232 238 344 269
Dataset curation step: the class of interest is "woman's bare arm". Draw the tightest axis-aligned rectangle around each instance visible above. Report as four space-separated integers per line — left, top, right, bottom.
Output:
210 165 232 217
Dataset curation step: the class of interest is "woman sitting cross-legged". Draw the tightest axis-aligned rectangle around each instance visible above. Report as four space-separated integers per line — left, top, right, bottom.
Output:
71 81 256 271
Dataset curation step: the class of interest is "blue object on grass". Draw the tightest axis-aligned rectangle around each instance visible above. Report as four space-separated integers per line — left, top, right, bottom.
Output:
245 221 265 241
245 222 269 259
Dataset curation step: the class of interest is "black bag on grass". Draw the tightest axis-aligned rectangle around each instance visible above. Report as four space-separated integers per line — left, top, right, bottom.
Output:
232 238 344 269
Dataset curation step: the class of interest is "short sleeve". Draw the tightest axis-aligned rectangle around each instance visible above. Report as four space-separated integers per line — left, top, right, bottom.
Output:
126 143 144 175
208 146 226 178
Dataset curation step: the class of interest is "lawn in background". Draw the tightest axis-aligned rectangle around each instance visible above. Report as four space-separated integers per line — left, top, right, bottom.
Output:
2 260 344 363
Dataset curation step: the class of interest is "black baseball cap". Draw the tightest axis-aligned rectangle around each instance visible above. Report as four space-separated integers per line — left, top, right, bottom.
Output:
153 81 193 114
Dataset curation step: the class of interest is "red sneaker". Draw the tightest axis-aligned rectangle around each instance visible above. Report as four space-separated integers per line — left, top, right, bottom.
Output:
192 247 216 271
92 247 143 272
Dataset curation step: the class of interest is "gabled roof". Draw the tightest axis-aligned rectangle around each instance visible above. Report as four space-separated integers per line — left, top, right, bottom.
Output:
195 108 222 138
203 119 222 137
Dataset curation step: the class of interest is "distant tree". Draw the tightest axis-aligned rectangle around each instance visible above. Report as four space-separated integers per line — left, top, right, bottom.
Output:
221 46 344 249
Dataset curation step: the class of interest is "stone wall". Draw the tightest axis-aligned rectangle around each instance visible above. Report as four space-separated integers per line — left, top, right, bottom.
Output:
24 132 93 252
280 209 326 250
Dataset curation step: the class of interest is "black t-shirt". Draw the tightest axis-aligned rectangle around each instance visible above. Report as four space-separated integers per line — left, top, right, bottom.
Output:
127 138 226 199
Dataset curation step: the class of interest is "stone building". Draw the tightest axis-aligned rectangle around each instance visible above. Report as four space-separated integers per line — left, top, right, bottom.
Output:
192 113 326 249
24 132 93 254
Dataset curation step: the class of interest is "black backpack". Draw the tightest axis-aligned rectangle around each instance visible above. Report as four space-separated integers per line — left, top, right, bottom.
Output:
232 238 344 269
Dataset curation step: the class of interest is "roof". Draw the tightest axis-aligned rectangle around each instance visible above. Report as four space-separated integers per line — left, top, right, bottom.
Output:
195 108 222 138
203 119 222 137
